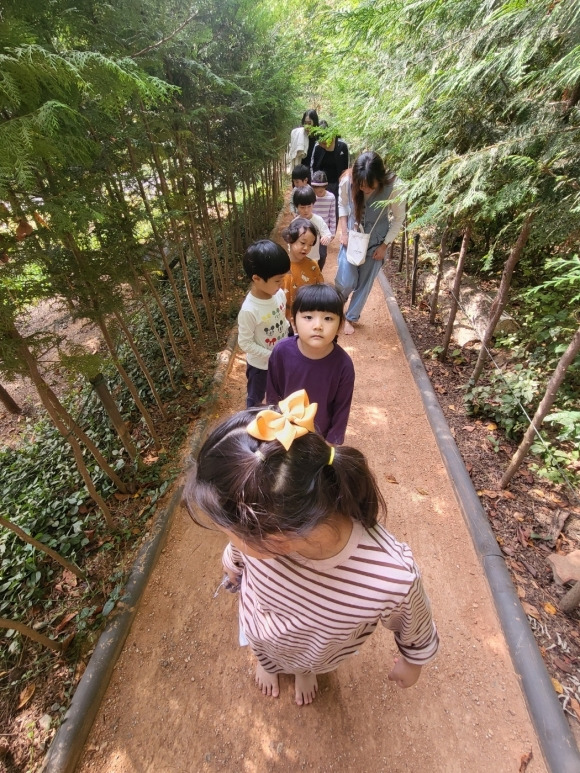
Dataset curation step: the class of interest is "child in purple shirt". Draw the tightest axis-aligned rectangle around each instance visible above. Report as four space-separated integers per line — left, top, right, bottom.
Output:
267 284 354 445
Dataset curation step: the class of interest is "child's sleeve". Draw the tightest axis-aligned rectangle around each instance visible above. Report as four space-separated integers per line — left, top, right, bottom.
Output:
382 572 439 665
315 214 331 240
223 542 245 576
325 359 355 445
328 194 336 236
237 308 271 362
338 176 350 219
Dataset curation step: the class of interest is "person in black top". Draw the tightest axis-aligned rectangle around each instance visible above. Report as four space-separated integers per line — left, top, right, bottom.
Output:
311 121 349 215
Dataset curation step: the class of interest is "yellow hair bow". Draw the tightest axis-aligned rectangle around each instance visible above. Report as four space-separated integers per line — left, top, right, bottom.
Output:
247 390 318 451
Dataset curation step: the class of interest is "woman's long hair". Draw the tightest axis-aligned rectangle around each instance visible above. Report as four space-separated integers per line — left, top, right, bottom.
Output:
350 152 396 225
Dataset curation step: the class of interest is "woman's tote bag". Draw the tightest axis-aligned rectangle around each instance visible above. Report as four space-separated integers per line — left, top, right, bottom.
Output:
345 205 387 266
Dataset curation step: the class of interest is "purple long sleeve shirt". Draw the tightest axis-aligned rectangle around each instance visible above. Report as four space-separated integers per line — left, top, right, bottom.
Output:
266 336 355 445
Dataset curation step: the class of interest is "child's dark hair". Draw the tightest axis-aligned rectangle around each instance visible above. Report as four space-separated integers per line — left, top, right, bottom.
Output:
292 164 310 183
301 109 319 127
292 185 316 207
183 408 385 549
292 283 345 325
281 217 317 245
242 239 290 281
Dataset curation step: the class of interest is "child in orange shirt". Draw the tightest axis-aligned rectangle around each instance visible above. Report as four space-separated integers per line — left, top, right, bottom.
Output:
281 218 323 324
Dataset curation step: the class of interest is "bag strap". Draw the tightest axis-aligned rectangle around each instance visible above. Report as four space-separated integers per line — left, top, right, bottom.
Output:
362 201 387 238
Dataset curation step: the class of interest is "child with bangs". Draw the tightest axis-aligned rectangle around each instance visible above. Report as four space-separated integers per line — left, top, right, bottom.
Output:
280 218 324 324
267 284 354 445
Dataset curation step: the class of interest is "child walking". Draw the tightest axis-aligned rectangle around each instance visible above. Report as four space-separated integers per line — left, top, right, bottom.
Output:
281 218 324 323
311 171 336 270
267 284 354 445
292 185 331 265
289 165 311 215
184 390 439 706
237 240 290 407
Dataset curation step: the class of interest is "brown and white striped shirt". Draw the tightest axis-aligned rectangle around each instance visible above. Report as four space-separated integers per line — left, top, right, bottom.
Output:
223 520 438 674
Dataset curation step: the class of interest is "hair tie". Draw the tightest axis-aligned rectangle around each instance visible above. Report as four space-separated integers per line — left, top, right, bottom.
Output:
327 447 335 466
247 390 317 451
254 449 265 462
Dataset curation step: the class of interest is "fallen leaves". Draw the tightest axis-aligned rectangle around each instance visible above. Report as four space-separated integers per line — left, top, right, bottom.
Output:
54 612 77 633
543 602 557 615
521 601 540 619
17 682 35 710
550 677 564 694
570 697 580 722
384 474 398 484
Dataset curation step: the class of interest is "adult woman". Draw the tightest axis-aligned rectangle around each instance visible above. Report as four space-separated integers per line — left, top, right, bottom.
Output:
334 152 405 335
287 109 320 171
310 121 349 205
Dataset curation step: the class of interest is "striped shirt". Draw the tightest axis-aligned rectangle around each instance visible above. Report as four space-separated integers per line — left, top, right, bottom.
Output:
312 190 336 236
223 520 438 674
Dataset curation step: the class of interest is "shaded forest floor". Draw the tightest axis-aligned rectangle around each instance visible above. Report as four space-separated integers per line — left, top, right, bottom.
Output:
384 255 580 735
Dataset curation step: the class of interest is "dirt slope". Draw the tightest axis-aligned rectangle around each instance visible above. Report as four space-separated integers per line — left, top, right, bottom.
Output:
78 237 546 773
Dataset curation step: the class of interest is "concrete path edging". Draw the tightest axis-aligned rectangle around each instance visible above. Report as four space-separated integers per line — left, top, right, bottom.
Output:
378 272 580 773
42 326 239 773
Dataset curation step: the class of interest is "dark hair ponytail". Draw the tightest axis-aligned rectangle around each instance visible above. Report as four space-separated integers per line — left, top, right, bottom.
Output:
182 408 386 550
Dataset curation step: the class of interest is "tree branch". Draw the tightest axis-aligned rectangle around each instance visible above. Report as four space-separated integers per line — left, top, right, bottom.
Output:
131 11 199 58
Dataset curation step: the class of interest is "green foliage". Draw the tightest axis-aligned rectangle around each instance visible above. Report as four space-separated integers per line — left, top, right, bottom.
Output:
464 365 540 438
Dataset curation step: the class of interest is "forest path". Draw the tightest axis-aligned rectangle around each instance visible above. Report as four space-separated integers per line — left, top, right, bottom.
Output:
78 214 545 773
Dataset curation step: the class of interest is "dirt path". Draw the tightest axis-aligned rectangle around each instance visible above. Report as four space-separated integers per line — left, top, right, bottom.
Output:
78 233 546 773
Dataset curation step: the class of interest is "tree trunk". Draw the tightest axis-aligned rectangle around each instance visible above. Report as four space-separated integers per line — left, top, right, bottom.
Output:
7 323 127 501
127 139 197 353
471 212 535 384
441 225 471 360
96 317 161 449
113 311 168 419
148 143 205 333
398 220 406 273
90 373 142 464
429 217 453 323
0 382 21 414
410 234 420 305
141 269 183 365
130 276 178 390
500 324 580 488
0 515 85 580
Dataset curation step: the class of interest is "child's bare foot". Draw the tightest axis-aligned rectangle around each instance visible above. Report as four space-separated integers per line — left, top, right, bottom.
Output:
344 320 356 335
255 663 279 697
294 672 318 705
